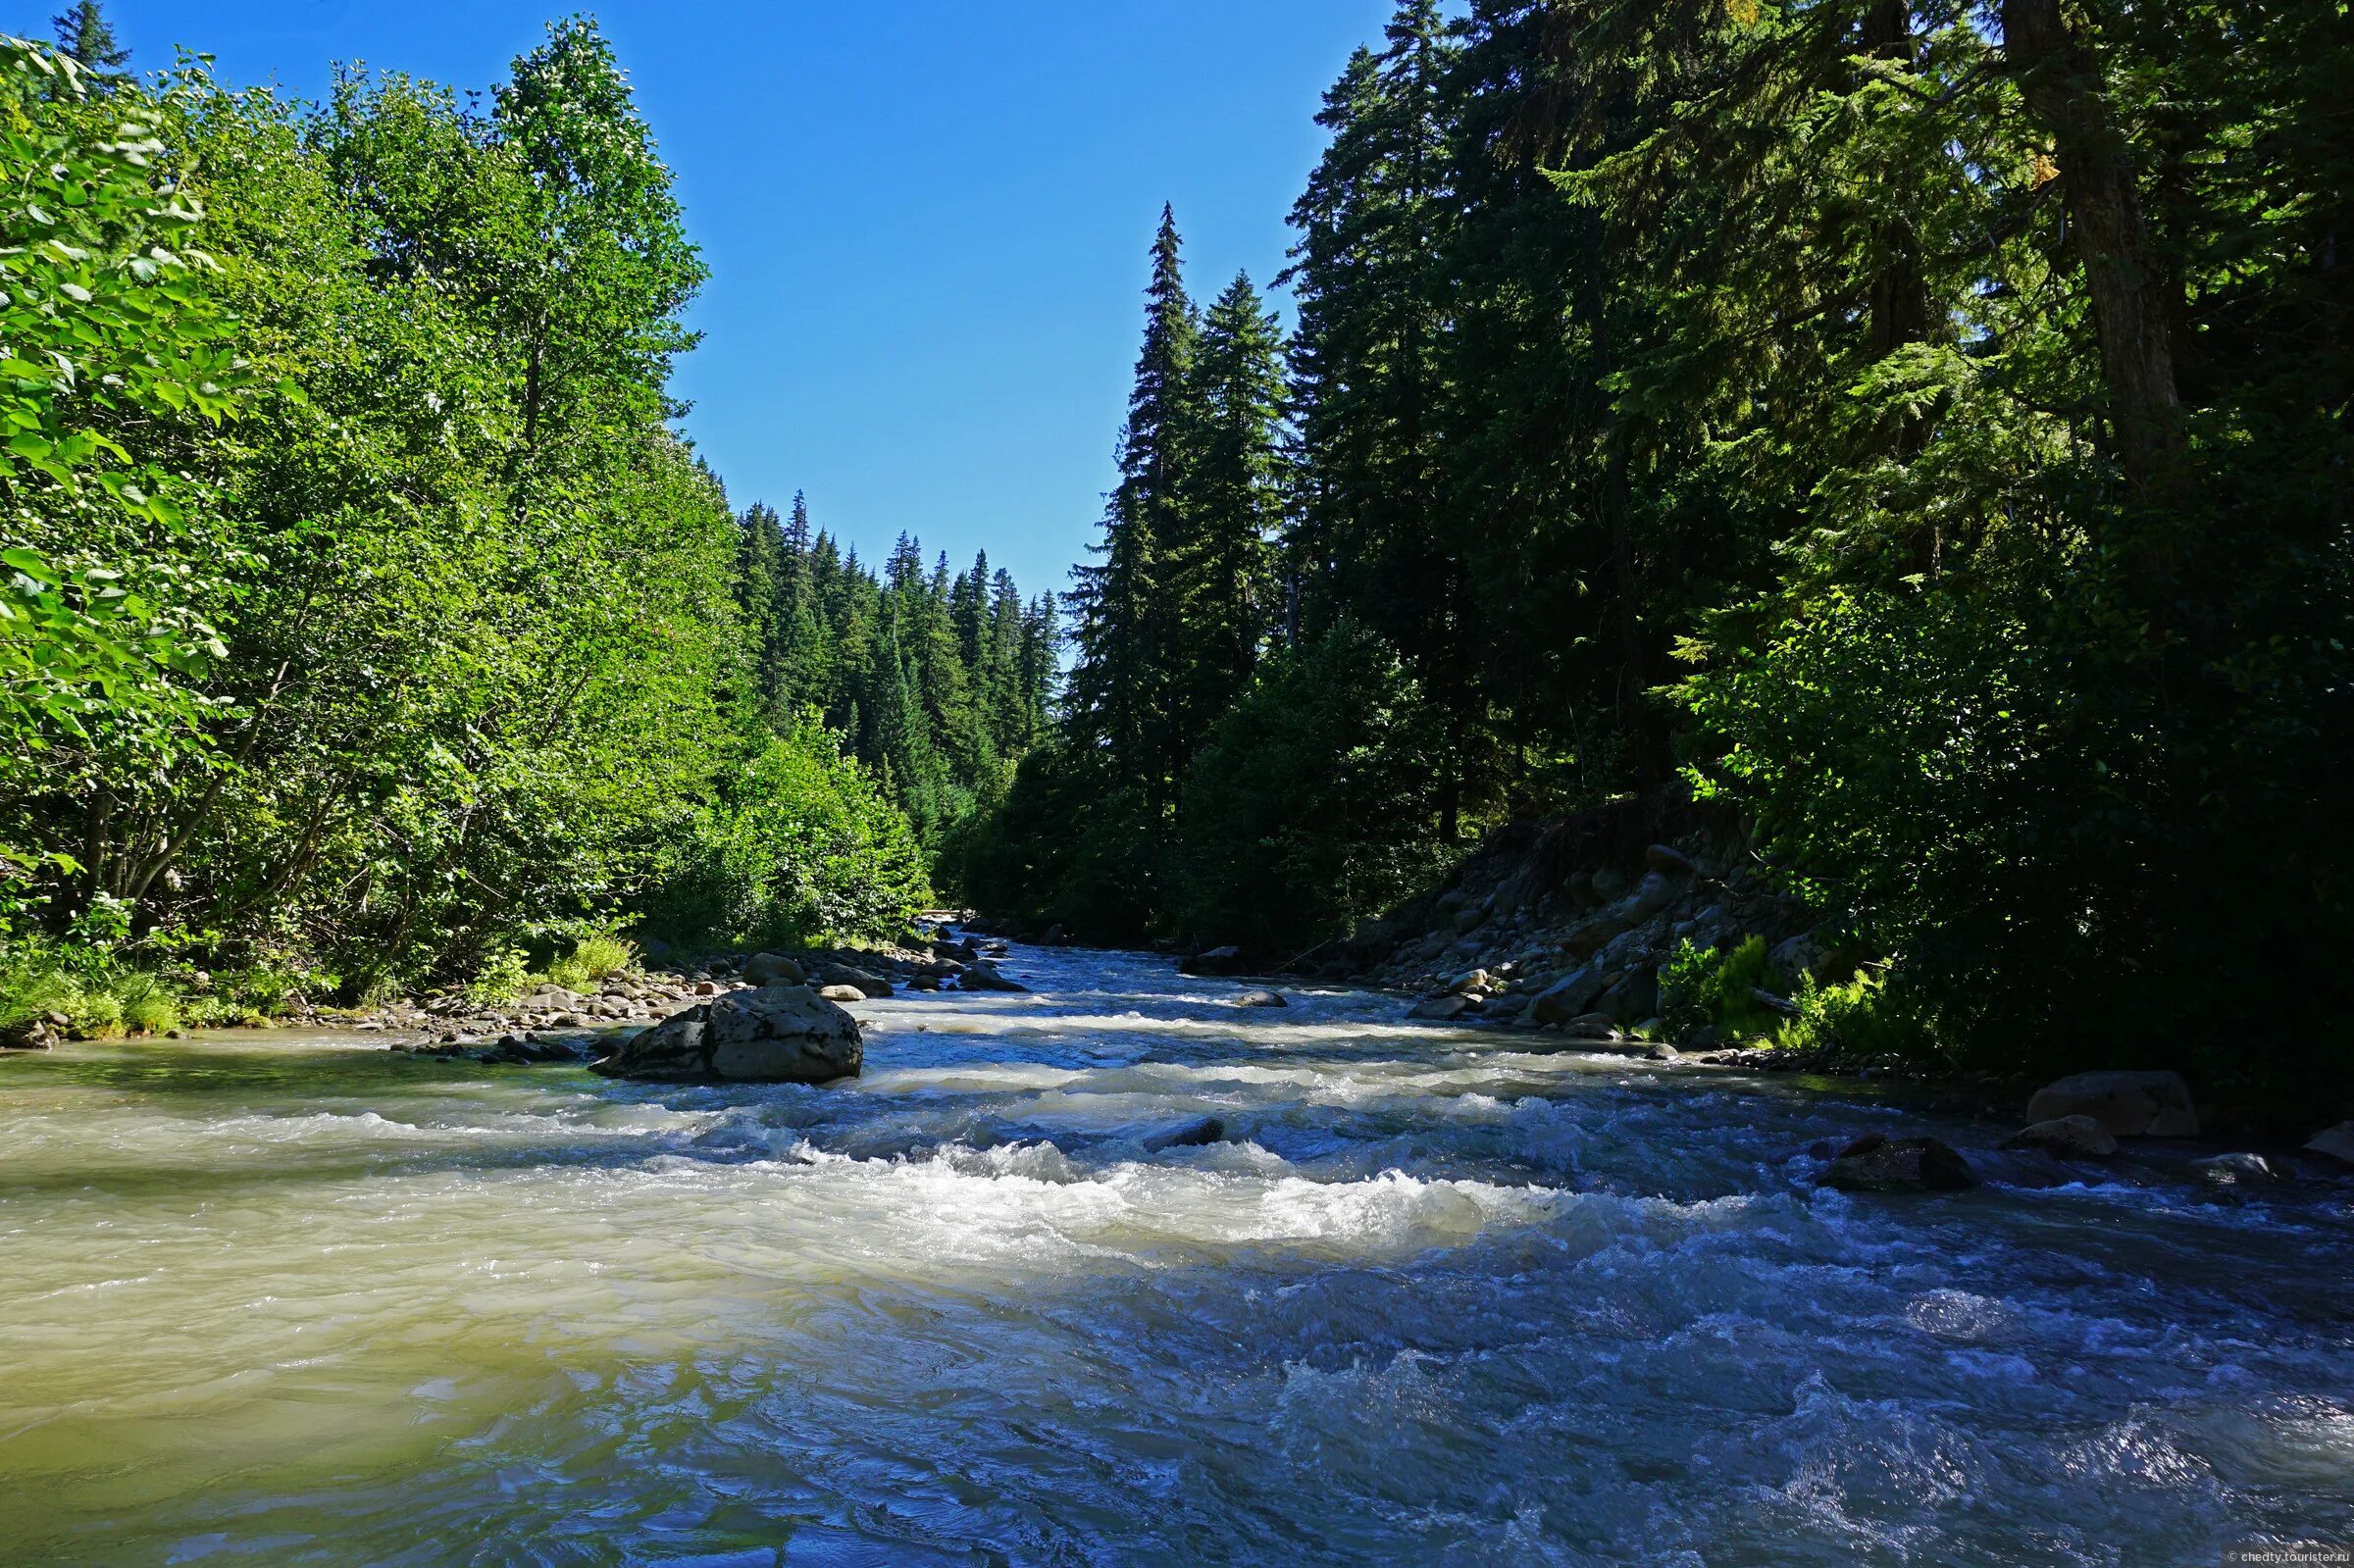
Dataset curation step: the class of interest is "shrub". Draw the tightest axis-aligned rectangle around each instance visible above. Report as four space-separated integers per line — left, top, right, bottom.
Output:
114 973 181 1036
1774 969 1936 1059
465 946 535 1005
546 932 635 991
1657 936 1783 1041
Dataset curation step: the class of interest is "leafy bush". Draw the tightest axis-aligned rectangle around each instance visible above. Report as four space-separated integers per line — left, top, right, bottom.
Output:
113 973 181 1036
543 931 637 990
465 946 535 1006
1657 936 1782 1041
1770 969 1932 1059
645 716 930 950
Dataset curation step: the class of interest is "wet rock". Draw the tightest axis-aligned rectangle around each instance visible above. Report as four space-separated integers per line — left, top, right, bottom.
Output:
2000 1114 2120 1159
742 952 807 987
817 985 866 1003
1042 923 1069 945
1819 1133 1976 1193
1235 989 1288 1008
2304 1121 2354 1167
2024 1070 2199 1138
2194 1152 2276 1186
691 981 719 997
812 963 893 999
1532 966 1612 1025
1141 1115 1228 1152
1599 968 1660 1023
1561 1012 1618 1039
960 961 1027 992
592 984 861 1085
1411 994 1475 1021
1180 945 1251 977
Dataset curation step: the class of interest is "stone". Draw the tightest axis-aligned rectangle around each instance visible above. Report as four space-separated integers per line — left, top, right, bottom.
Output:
742 952 806 987
2194 1152 2276 1186
1141 1115 1227 1152
1453 901 1488 934
812 963 893 998
1561 1012 1617 1039
1646 843 1698 877
1532 966 1612 1025
1411 994 1474 1021
817 985 866 1003
1591 866 1629 901
1180 945 1251 977
1598 968 1660 1023
2000 1114 2120 1159
2024 1071 2199 1138
1819 1133 1976 1193
1235 989 1288 1008
592 984 861 1085
2304 1121 2354 1167
692 981 718 997
1042 923 1069 945
960 961 1028 992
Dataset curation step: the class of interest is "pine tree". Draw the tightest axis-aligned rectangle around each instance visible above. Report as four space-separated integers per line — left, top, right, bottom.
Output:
1171 271 1285 749
1065 205 1202 814
50 0 129 89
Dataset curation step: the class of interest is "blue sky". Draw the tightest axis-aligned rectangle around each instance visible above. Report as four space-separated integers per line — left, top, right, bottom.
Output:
74 0 1396 600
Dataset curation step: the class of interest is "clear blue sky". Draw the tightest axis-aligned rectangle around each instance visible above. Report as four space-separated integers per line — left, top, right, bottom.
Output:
74 0 1395 599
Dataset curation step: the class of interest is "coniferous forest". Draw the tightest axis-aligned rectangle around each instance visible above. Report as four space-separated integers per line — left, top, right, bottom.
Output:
964 0 2354 1101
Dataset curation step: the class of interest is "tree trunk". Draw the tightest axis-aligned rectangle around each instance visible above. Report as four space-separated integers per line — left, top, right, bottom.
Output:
2002 0 2181 493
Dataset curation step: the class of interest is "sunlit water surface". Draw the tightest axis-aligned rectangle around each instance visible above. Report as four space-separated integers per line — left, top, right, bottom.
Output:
3 945 2351 1565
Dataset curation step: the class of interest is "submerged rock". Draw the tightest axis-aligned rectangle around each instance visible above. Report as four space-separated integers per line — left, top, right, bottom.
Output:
2194 1152 2277 1186
1819 1133 1976 1193
1234 989 1288 1008
2024 1070 2199 1138
1141 1115 1227 1152
1410 994 1475 1021
2001 1114 2121 1159
592 985 861 1085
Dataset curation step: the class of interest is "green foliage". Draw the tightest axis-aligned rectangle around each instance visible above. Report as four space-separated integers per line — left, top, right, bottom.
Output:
546 931 634 991
647 716 930 951
1172 620 1449 953
1772 970 1927 1061
1658 936 1781 1041
464 946 534 1006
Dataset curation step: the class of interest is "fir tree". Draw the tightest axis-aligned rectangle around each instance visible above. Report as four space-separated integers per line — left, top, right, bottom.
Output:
50 0 128 89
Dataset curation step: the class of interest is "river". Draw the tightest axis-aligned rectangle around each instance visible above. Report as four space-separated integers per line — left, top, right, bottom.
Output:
2 944 2350 1564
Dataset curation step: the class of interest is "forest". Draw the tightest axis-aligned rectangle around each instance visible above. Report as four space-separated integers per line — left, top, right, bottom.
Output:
0 6 1049 1032
964 0 2353 1096
5 0 2350 1099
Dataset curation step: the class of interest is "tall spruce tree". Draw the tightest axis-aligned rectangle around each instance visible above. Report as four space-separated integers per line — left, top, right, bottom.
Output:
1065 205 1202 813
50 0 128 89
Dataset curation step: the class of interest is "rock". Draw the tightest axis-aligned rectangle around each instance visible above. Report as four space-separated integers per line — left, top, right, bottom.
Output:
2000 1114 2121 1159
1453 901 1488 934
2304 1121 2354 1167
1819 1133 1977 1193
1645 843 1698 877
1444 968 1491 996
1141 1115 1227 1152
1042 923 1068 945
1561 1012 1618 1039
2194 1152 2276 1186
812 963 893 999
817 985 866 1003
1531 966 1612 1025
960 961 1028 992
1411 994 1475 1021
1180 945 1251 977
742 952 806 987
1235 989 1288 1008
554 1012 594 1029
1591 866 1629 901
592 984 862 1085
2024 1070 2199 1138
1598 968 1660 1023
692 981 719 997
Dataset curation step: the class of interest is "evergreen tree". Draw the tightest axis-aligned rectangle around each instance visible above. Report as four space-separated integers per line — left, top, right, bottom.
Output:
1065 204 1202 817
50 0 128 89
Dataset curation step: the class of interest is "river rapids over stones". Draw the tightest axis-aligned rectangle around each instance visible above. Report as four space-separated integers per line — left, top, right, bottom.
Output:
3 945 2351 1564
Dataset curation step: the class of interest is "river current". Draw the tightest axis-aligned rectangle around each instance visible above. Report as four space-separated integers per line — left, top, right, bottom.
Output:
3 944 2350 1564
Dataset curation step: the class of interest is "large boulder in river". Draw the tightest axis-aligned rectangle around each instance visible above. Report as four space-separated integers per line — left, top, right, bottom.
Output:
811 962 892 998
2306 1121 2354 1167
1820 1133 1976 1193
2024 1070 2198 1138
1180 945 1251 977
959 960 1027 992
1531 965 1612 1025
592 985 861 1085
2001 1114 2120 1159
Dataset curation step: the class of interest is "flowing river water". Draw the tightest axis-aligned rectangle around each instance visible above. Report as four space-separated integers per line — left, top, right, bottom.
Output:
3 944 2351 1565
